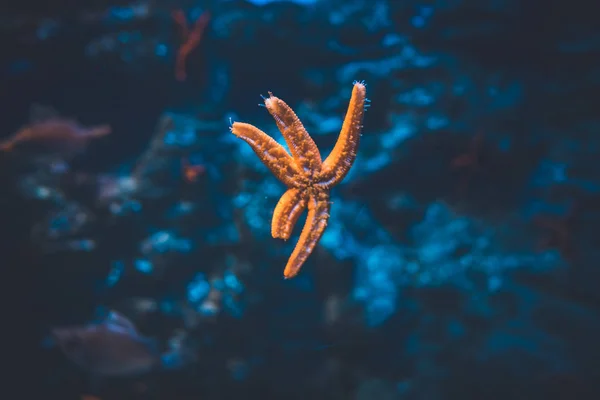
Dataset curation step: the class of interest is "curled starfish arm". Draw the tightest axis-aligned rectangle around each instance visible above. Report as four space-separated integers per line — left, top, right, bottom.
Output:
283 193 330 279
264 93 322 172
231 122 301 187
272 188 308 240
318 82 367 188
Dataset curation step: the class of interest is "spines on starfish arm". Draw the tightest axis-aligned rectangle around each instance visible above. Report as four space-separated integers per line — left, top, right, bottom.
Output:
230 122 301 187
283 192 331 279
318 81 367 188
263 92 322 174
271 188 308 240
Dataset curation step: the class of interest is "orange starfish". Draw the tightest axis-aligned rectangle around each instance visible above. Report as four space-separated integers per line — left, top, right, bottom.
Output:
231 81 367 279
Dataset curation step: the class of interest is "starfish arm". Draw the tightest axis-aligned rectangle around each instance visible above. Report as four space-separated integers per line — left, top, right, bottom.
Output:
231 122 301 187
318 81 367 188
271 188 308 240
263 93 322 173
283 191 330 279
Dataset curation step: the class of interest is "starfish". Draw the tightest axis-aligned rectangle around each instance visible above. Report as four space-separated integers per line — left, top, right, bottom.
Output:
231 81 367 279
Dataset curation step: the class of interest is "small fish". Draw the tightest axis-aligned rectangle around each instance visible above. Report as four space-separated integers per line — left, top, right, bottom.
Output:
0 104 110 158
50 310 187 376
0 119 110 153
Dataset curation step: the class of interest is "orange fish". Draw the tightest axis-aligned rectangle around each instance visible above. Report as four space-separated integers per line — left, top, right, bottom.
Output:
0 104 110 158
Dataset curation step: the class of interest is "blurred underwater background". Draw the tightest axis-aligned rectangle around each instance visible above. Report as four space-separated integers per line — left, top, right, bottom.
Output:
1 0 599 398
